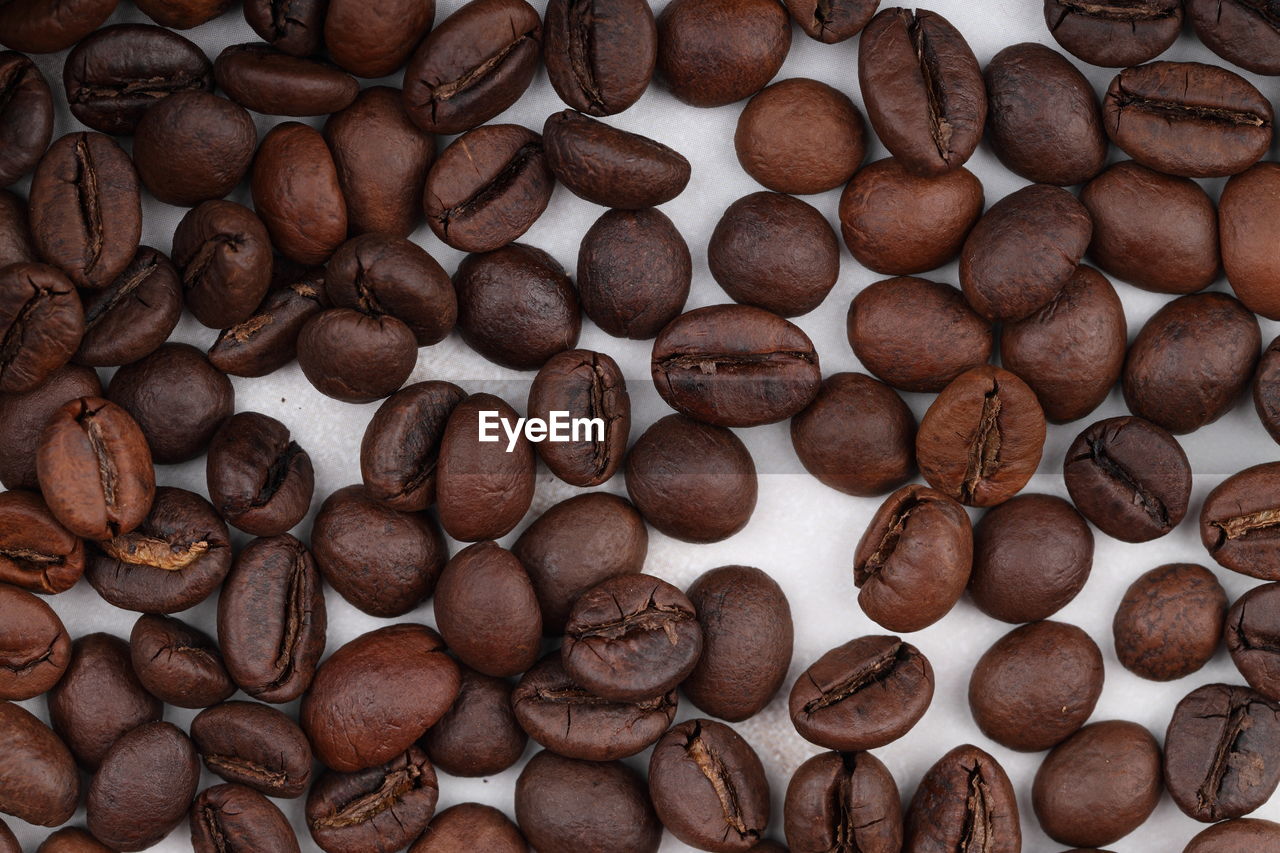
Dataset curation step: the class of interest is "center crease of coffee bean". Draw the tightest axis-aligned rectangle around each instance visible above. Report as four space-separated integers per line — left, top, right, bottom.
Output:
419 30 539 122
1114 92 1271 128
1212 506 1280 542
312 763 423 828
960 763 995 853
962 386 1002 502
99 532 210 570
565 0 605 109
803 642 909 713
1052 0 1179 23
686 724 754 839
434 142 542 235
908 14 956 162
1198 695 1259 812
72 136 105 274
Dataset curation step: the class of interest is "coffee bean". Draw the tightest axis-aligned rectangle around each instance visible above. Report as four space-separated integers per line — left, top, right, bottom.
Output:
436 393 536 541
0 52 53 188
785 0 878 42
173 200 274 329
1257 336 1280 443
129 614 234 709
517 750 661 853
252 122 347 265
1164 683 1280 821
0 0 117 54
86 721 200 851
903 744 1020 853
306 747 439 853
969 620 1104 752
1227 582 1280 700
133 92 255 207
1064 415 1191 543
0 583 71 700
789 634 934 751
1103 61 1273 178
325 86 436 238
325 232 456 345
421 667 528 777
0 489 85 594
217 533 326 703
512 652 677 760
544 0 656 115
207 411 314 536
544 109 692 208
0 190 35 267
512 492 648 633
86 486 232 614
190 783 300 853
424 123 553 252
135 0 230 28
649 718 770 852
244 0 326 56
324 0 433 78
76 247 183 368
625 413 758 542
1114 564 1226 683
433 541 541 676
1221 162 1280 319
0 822 14 853
1187 0 1280 74
1184 818 1280 853
784 751 902 853
657 0 791 108
0 701 79 827
1081 160 1220 295
411 803 528 853
298 308 418 403
35 828 116 853
0 263 83 395
190 700 313 798
402 0 543 135
214 43 358 116
577 207 691 339
358 381 465 512
960 183 1092 322
1044 0 1181 67
208 267 326 378
526 348 630 487
1201 462 1280 579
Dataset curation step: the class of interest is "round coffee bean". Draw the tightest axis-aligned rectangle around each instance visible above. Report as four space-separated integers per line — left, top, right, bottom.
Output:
436 393 536 541
0 490 85 594
359 381 465 512
243 0 326 55
1257 336 1280 444
657 0 790 108
0 190 35 267
324 0 432 77
433 541 541 677
421 667 527 777
527 349 630 487
0 52 53 188
86 721 200 851
207 412 313 536
129 614 235 709
326 233 456 346
306 747 438 853
516 750 660 853
135 0 230 28
190 701 313 798
214 43 358 116
0 702 79 827
172 200 273 329
208 268 327 378
1187 0 1280 75
36 827 115 852
133 92 255 207
190 784 299 853
1044 0 1180 67
76 247 183 368
0 263 82 395
298 308 418 403
252 122 347 265
1227 582 1280 700
1221 162 1280 320
784 0 876 42
543 109 691 208
1184 818 1280 853
784 751 902 853
1202 462 1280 579
544 0 656 116
411 803 527 853
0 363 100 491
903 744 1021 852
1114 563 1226 682
735 78 865 194
0 583 71 700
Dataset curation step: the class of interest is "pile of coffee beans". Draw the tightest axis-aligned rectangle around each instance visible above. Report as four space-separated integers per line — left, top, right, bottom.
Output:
2 0 1280 851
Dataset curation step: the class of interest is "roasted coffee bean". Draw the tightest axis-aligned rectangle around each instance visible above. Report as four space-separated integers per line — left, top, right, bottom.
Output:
1184 818 1280 852
649 719 770 852
0 821 14 853
960 183 1092 322
859 8 985 176
208 269 326 378
785 0 878 42
1164 683 1280 821
1187 0 1280 75
134 0 231 28
411 803 528 853
37 397 154 541
76 247 183 368
86 487 232 614
984 42 1107 186
129 614 234 709
0 263 83 394
0 0 117 54
244 0 326 56
252 122 347 265
424 123 553 252
217 533 326 703
512 492 648 633
789 635 934 751
576 207 691 339
784 751 902 853
526 349 629 486
433 542 541 677
402 0 543 135
214 43 358 116
133 92 255 207
190 701 313 798
436 393 536 541
325 86 436 238
903 744 1020 853
791 372 916 498
1202 462 1280 578
1103 62 1273 178
297 308 418 403
709 192 839 316
87 721 200 851
543 109 691 208
684 565 792 722
544 0 656 115
191 784 300 853
1227 582 1280 700
359 381 465 512
1222 162 1280 319
0 490 85 594
517 750 661 853
207 412 313 536
0 52 53 188
62 25 212 135
1257 336 1280 443
1081 160 1220 295
325 232 456 345
0 701 79 827
173 200 273 329
513 653 676 760
301 623 460 772
307 747 439 853
0 583 71 700
1044 0 1180 66
916 366 1046 507
625 413 758 542
36 827 116 852
422 667 528 777
657 0 790 108
1115 563 1227 682
0 190 34 267
969 620 1104 752
324 0 433 78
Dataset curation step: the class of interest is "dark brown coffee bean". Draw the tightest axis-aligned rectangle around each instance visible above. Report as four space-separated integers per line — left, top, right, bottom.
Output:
625 413 758 542
1114 563 1226 682
214 43 358 116
0 52 53 188
785 0 877 41
543 109 691 208
1257 336 1280 444
190 700 313 798
1081 160 1220 295
433 541 541 677
544 0 655 115
324 0 432 78
359 381 464 512
526 349 629 487
298 308 418 403
1103 62 1273 178
207 411 313 536
436 392 536 541
1222 162 1280 320
0 821 14 853
969 620 1104 752
0 490 84 594
134 0 231 28
244 0 326 56
1187 0 1280 75
325 86 436 238
325 232 456 345
411 803 528 853
0 583 70 700
424 123 553 252
1165 683 1280 821
86 486 232 614
0 0 117 54
576 207 691 339
217 533 326 702
789 634 933 751
657 0 790 108
87 721 200 851
1044 0 1180 67
1185 818 1280 853
1227 582 1280 700
172 200 273 329
76 247 182 368
1202 461 1280 579
402 0 543 135
307 747 438 853
40 827 117 853
517 750 660 853
0 701 79 827
132 92 255 207
784 751 902 853
512 492 648 633
903 744 1020 853
252 122 347 265
190 783 299 853
0 190 35 267
0 263 83 394
208 268 326 378
422 667 528 777
0 363 100 491
129 614 235 709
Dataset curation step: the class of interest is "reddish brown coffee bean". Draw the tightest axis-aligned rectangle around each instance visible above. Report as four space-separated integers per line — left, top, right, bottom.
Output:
0 362 101 491
785 0 878 42
306 747 439 853
324 0 433 78
1044 0 1181 67
135 0 231 28
129 614 235 709
243 0 326 55
1221 162 1280 320
324 233 456 346
1185 818 1280 853
517 750 661 853
1257 336 1280 444
206 411 314 537
527 349 630 487
297 308 418 403
1187 0 1280 75
1225 582 1280 700
544 0 656 116
132 92 255 207
0 701 79 827
906 745 1020 852
0 263 83 395
172 200 273 330
657 0 791 108
421 668 528 777
86 721 200 851
0 52 53 188
784 751 902 853
1114 563 1227 682
543 109 691 208
359 381 465 512
208 268 326 379
411 803 528 853
76 247 183 369
433 542 541 677
1201 461 1280 580
0 490 84 594
190 784 300 853
435 393 536 542
0 583 71 700
214 43 358 116
190 701 313 798
0 0 118 54
252 122 347 266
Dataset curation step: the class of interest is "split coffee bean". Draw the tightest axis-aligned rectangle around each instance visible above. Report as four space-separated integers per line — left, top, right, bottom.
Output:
1113 563 1227 682
0 583 71 700
306 747 439 853
1227 582 1280 700
785 0 877 42
0 702 79 827
435 393 536 542
323 0 433 78
1187 0 1280 75
207 268 327 378
544 109 691 208
132 91 256 207
784 751 902 853
190 701 313 798
421 667 528 777
86 721 200 852
0 52 53 187
171 200 273 329
243 0 326 55
76 247 184 369
544 0 656 116
206 411 314 537
412 803 528 853
1221 162 1280 319
1201 462 1280 579
251 122 348 265
0 490 85 594
656 0 791 108
526 349 630 487
432 541 542 677
516 751 661 853
903 744 1020 853
190 784 300 853
214 43 358 116
1044 0 1181 67
0 263 83 394
129 614 236 709
359 380 465 512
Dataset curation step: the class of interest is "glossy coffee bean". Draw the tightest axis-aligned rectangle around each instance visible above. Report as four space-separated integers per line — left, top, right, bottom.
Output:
411 803 528 853
433 541 541 677
243 0 326 55
657 0 791 108
0 190 35 267
517 750 660 853
35 827 113 851
544 109 691 208
325 233 455 346
421 667 528 777
527 349 630 486
0 583 71 700
903 744 1020 853
0 52 53 187
173 201 274 329
0 701 79 827
785 0 877 42
784 751 902 853
306 747 438 853
1187 0 1280 75
436 393 536 541
298 308 418 403
129 614 235 709
76 247 183 368
1227 582 1280 700
360 381 465 512
86 721 200 851
133 92 255 207
252 122 347 265
324 0 432 77
0 0 117 53
544 0 656 116
1221 162 1280 319
1115 563 1226 682
190 784 300 853
190 701 313 798
1202 462 1280 579
577 207 691 339
214 43 358 116
207 412 313 536
790 635 934 751
134 0 231 28
208 268 326 378
1258 337 1280 443
1044 0 1180 66
1184 818 1280 853
0 490 85 594
0 263 83 394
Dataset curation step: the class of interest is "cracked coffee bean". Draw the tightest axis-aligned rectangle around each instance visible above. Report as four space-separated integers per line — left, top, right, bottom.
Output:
1187 0 1280 75
1258 336 1280 444
0 51 53 188
191 700 313 798
1227 582 1280 701
0 582 71 701
325 232 456 346
243 0 327 56
903 744 1020 853
359 381 465 512
656 0 791 108
1201 462 1280 579
129 614 235 709
0 489 85 594
190 783 300 853
422 667 528 777
526 348 630 487
784 751 902 853
544 0 656 116
517 750 661 853
412 803 528 853
0 263 83 395
172 200 274 330
785 0 878 42
208 267 326 378
214 43 358 116
0 701 79 827
544 109 691 208
76 247 183 368
86 721 200 852
1114 563 1226 682
1043 0 1180 66
433 542 541 677
436 393 536 542
323 0 433 78
1222 162 1280 320
306 748 438 853
206 411 314 537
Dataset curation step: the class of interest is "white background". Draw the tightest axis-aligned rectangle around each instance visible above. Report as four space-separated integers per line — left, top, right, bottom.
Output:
8 0 1280 850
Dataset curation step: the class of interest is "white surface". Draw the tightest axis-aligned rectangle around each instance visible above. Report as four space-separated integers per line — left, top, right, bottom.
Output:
8 0 1280 850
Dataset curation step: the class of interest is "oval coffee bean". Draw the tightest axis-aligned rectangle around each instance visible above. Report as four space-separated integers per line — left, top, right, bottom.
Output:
436 393 536 541
1187 0 1280 75
1221 162 1280 319
432 541 542 677
134 0 231 28
359 381 465 512
190 701 313 798
132 92 256 207
323 0 433 78
172 201 273 329
422 667 527 778
789 634 934 752
0 701 79 826
545 0 655 115
76 247 183 368
208 268 326 378
0 490 85 594
1044 0 1180 67
190 784 300 853
243 0 326 56
411 803 528 853
903 744 1020 853
784 751 902 853
0 52 53 187
306 747 439 853
214 43 358 116
656 0 791 108
1201 461 1280 580
0 583 71 700
0 363 101 491
87 721 200 851
1227 582 1280 700
516 750 660 853
0 190 35 267
1114 563 1226 682
252 122 347 265
325 234 456 346
1185 818 1280 853
0 0 117 54
297 308 418 403
207 412 314 537
526 348 630 486
36 828 116 852
543 109 691 208
1258 337 1280 443
785 0 877 42
129 614 235 709
0 263 82 394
